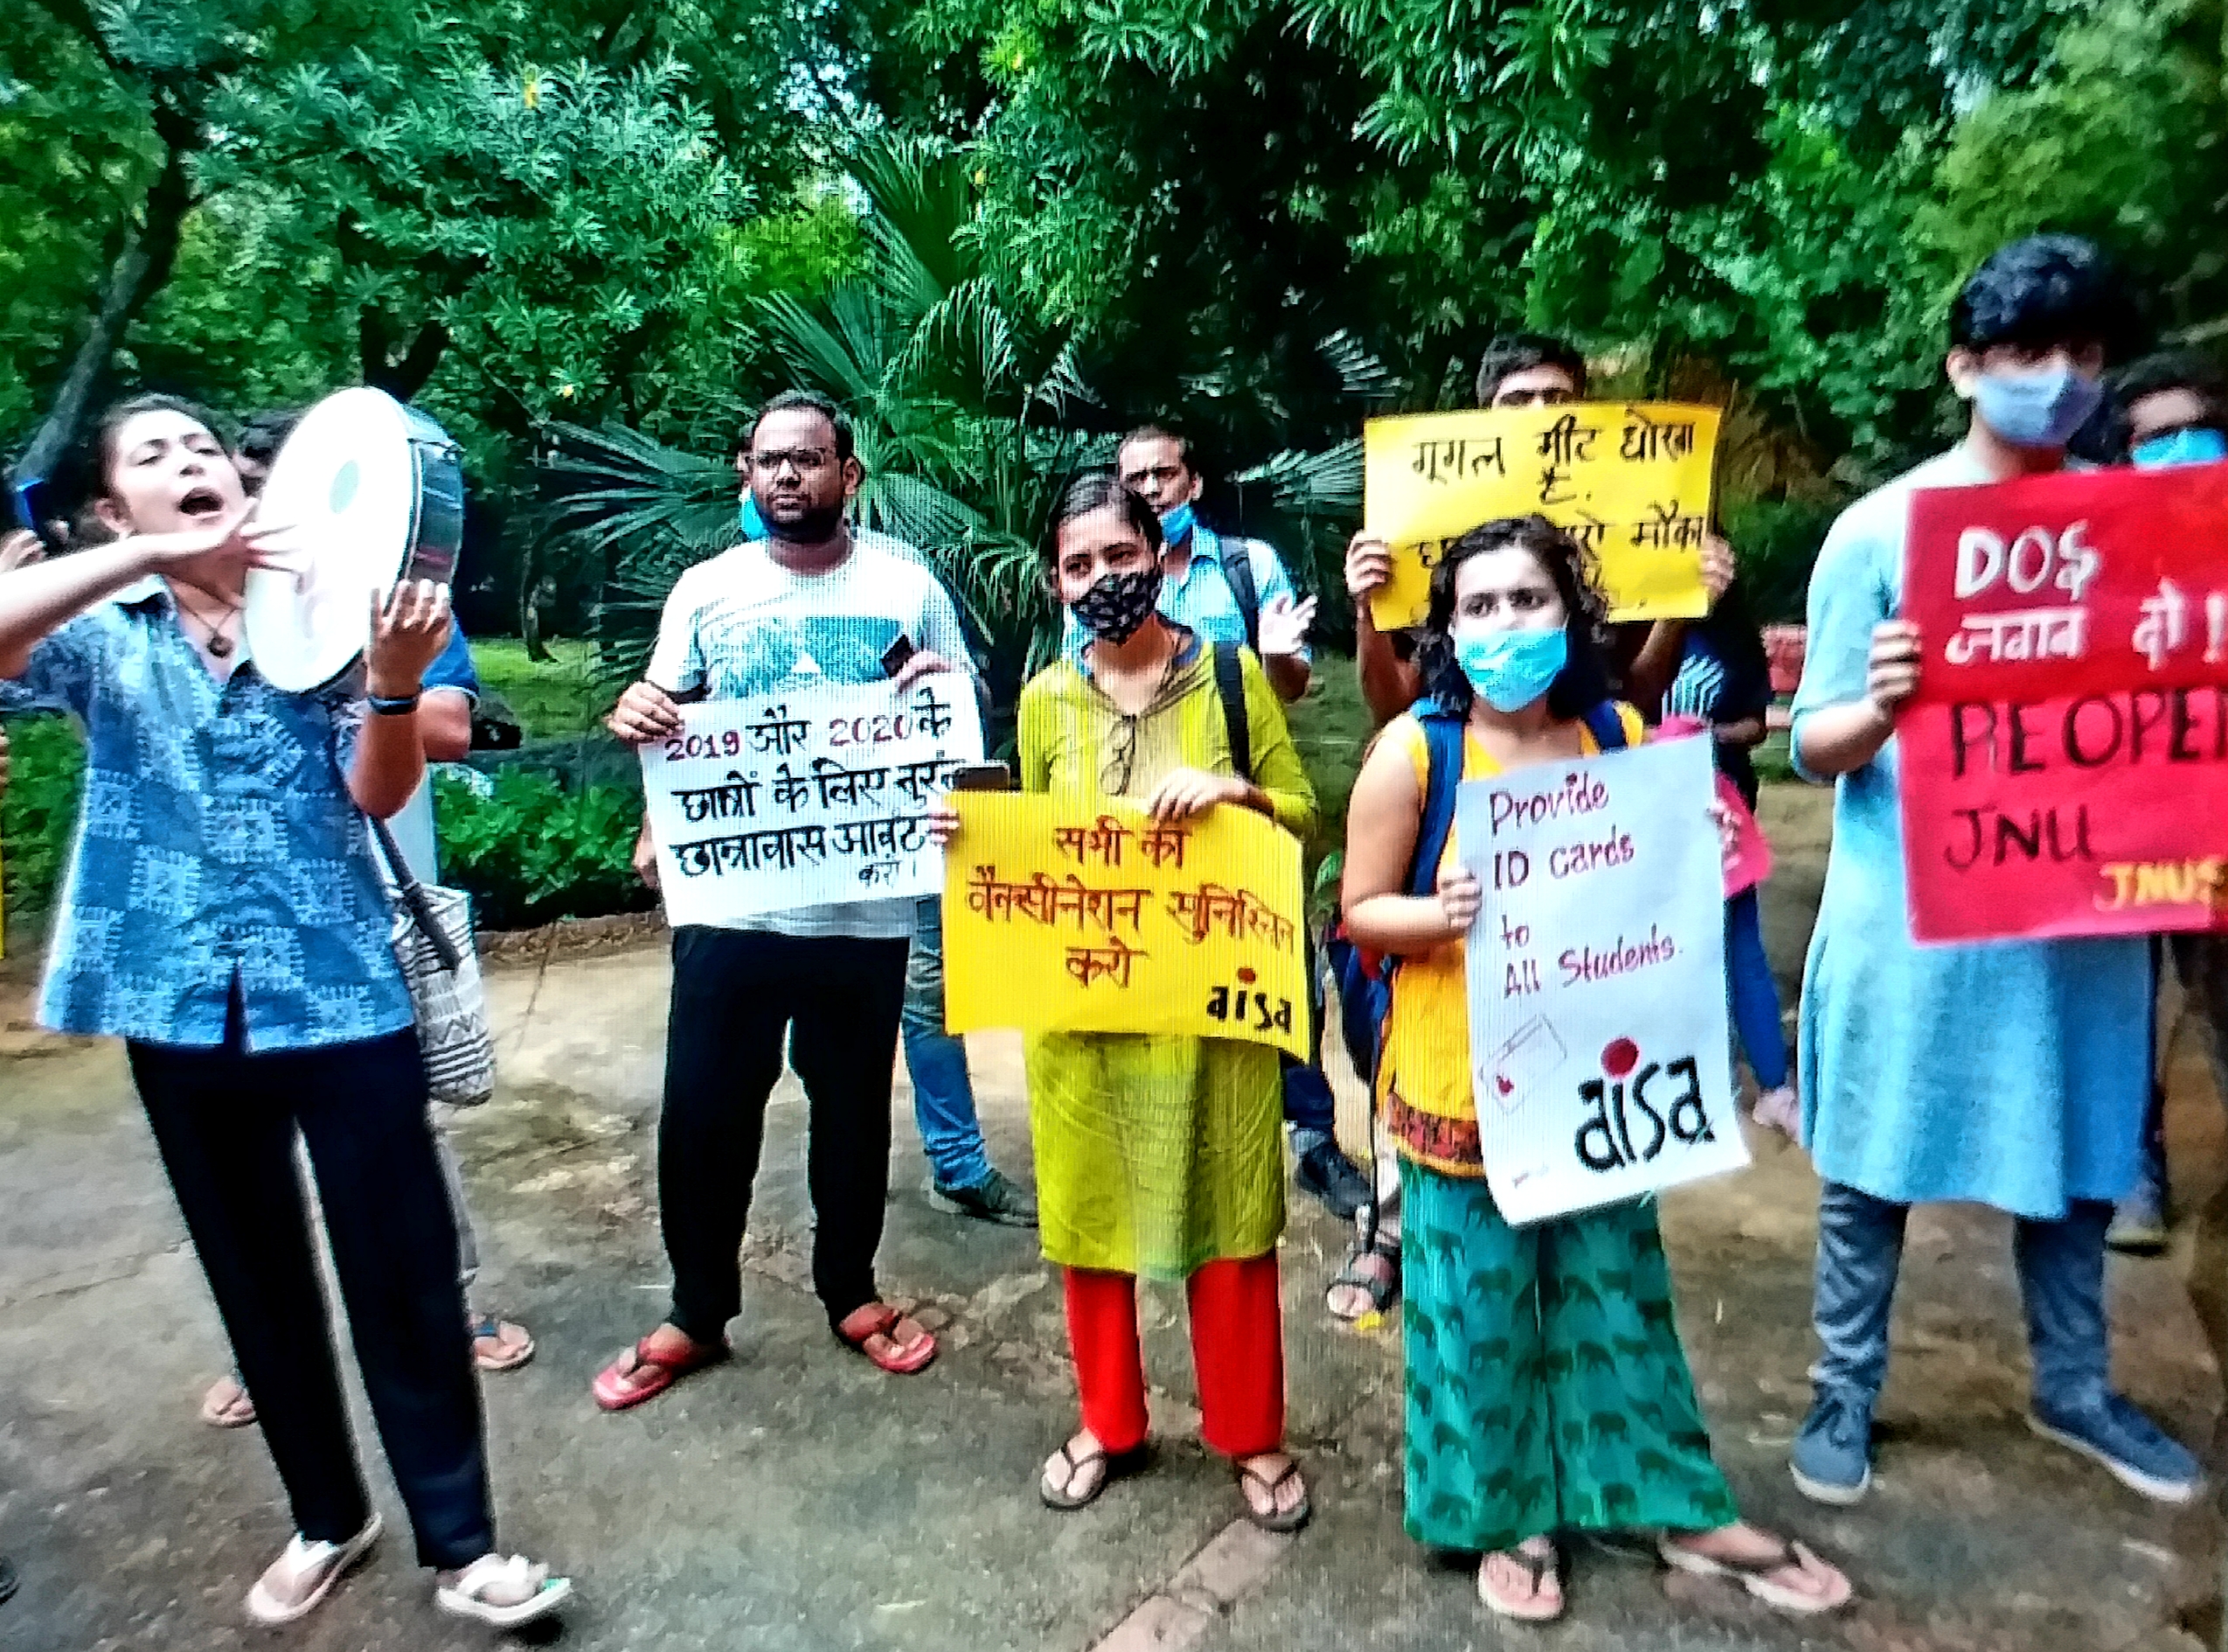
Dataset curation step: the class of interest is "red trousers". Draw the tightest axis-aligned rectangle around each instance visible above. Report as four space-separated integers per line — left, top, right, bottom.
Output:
1062 1253 1285 1460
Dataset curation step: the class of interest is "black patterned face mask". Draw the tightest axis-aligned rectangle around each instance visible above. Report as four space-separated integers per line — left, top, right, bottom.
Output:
1071 566 1164 643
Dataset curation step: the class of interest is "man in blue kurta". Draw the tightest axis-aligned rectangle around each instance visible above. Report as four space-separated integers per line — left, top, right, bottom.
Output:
1787 235 2198 1507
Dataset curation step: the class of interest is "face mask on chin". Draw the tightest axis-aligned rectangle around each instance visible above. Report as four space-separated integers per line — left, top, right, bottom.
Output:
1970 363 2105 450
1157 501 1195 545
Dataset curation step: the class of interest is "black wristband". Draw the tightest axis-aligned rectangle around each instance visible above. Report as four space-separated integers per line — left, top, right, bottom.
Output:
368 691 422 717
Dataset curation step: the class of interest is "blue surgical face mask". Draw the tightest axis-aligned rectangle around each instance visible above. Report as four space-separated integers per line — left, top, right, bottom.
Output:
739 492 767 540
2132 427 2228 469
1454 626 1568 712
1971 363 2104 450
1157 501 1194 545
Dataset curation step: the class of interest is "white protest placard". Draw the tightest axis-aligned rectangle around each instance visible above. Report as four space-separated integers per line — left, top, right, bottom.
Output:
642 677 983 925
1458 735 1747 1225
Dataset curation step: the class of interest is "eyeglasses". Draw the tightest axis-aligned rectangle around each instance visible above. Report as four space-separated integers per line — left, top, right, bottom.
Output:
748 448 835 477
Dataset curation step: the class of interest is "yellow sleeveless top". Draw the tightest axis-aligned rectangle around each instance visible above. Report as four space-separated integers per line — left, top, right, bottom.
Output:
1377 704 1647 1176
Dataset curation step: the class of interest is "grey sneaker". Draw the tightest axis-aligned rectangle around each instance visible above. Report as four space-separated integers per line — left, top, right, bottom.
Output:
1790 1388 1874 1505
2029 1392 2199 1503
2107 1177 2169 1256
931 1169 1038 1227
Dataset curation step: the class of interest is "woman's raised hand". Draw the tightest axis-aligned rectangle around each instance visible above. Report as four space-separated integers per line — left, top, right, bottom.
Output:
366 580 453 697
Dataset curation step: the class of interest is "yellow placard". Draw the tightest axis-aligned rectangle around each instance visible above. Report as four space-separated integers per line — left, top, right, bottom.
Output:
942 795 1308 1059
1364 401 1722 629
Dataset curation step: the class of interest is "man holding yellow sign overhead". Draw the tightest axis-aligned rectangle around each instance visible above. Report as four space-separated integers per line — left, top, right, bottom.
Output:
931 471 1316 1534
1347 337 1733 726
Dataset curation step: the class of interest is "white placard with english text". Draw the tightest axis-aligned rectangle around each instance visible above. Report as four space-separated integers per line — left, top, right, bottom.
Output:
1458 735 1748 1225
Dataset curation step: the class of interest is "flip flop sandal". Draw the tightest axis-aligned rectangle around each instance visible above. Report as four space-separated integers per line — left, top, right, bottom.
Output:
1658 1536 1852 1616
591 1333 728 1412
1478 1543 1565 1622
434 1553 573 1628
835 1304 938 1375
1325 1238 1402 1322
1038 1440 1150 1510
469 1315 536 1373
1235 1460 1313 1533
244 1514 382 1626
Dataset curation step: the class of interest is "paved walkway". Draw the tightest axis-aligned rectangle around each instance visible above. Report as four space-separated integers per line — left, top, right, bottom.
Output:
2 788 2225 1650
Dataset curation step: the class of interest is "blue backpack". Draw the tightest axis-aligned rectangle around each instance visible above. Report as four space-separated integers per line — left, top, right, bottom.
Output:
1326 699 1630 1095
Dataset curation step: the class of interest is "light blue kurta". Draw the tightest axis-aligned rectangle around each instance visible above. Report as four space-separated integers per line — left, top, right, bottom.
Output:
1793 448 2148 1218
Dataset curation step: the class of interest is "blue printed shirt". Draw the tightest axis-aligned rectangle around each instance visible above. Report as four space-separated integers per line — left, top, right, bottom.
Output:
1062 526 1310 664
1 581 413 1052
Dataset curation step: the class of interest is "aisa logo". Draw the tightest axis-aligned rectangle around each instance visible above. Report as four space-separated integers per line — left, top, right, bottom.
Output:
1576 1038 1716 1173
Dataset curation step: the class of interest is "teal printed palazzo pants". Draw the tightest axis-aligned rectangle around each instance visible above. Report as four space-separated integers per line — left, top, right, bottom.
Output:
1401 1159 1739 1552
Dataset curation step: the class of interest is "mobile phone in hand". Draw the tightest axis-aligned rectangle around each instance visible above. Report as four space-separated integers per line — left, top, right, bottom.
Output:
881 635 917 677
947 762 1011 793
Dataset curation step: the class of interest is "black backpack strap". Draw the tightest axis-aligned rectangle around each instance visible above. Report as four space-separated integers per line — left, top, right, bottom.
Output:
1217 534 1262 656
1212 642 1252 781
1580 700 1632 753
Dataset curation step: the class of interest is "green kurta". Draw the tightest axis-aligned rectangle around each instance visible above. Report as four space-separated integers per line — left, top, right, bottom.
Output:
1017 639 1317 1280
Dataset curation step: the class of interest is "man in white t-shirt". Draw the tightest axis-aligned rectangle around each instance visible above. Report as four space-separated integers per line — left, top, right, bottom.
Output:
595 392 961 1405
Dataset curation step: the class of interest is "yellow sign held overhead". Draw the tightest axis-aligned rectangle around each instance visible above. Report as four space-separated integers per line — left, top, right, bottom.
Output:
942 794 1308 1059
1364 401 1723 630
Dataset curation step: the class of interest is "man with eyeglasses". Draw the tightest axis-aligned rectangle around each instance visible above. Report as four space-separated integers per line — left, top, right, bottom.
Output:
600 391 990 1404
2105 351 2228 1255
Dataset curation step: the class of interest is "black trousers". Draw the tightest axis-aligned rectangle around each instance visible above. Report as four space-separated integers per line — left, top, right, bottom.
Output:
661 927 910 1341
128 1018 494 1570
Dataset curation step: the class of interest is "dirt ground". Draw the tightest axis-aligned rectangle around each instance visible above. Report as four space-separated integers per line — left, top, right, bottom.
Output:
2 782 2225 1651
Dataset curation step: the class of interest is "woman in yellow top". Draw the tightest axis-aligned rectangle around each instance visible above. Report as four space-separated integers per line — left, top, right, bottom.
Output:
1342 515 1848 1623
938 472 1315 1531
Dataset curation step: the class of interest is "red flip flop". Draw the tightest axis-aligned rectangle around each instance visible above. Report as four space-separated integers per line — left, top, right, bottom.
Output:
591 1332 727 1412
835 1304 939 1375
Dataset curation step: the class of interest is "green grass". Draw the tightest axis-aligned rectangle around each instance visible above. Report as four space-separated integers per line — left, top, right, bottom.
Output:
469 637 609 740
1283 656 1374 872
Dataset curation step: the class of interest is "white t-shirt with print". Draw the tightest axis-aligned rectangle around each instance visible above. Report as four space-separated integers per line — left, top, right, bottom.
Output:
647 528 972 940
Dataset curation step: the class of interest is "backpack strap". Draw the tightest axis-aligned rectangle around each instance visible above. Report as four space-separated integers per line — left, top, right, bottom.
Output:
1580 700 1632 753
1212 642 1253 782
1214 532 1262 656
1407 711 1467 898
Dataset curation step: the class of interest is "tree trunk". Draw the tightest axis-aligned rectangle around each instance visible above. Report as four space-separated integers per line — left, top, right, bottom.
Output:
358 308 452 401
8 141 196 490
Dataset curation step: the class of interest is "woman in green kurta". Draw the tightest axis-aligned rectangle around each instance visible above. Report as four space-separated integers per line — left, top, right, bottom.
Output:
938 473 1315 1531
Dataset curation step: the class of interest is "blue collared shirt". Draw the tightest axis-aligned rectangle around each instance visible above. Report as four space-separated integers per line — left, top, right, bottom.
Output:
1 581 413 1052
1062 525 1311 664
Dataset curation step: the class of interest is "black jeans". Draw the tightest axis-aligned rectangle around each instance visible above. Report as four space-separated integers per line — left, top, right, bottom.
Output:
661 927 911 1341
128 1018 493 1570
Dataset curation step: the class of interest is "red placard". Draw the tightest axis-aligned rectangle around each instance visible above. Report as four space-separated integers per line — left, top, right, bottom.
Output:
1898 462 2228 942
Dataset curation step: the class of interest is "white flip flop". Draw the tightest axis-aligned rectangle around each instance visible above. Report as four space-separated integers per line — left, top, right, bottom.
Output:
1658 1535 1852 1615
244 1513 382 1625
435 1552 574 1628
